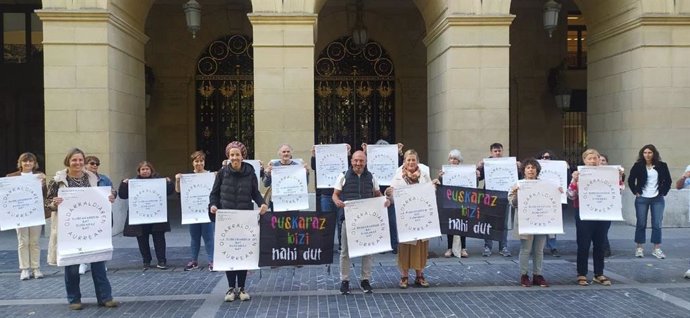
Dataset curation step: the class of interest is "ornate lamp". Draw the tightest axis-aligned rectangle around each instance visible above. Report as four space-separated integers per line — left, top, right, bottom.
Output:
183 0 201 39
543 0 561 38
352 0 368 47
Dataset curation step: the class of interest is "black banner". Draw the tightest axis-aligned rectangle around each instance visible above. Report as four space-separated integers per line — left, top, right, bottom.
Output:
437 185 509 241
259 211 336 267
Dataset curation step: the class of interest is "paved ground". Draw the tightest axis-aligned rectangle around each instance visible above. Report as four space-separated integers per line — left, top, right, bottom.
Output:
1 209 689 317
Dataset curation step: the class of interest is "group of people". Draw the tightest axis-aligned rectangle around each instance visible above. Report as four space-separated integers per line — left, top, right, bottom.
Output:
5 140 690 308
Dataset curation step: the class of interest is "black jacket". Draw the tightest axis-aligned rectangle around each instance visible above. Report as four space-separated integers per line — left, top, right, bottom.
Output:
119 174 175 236
628 161 672 196
208 162 264 222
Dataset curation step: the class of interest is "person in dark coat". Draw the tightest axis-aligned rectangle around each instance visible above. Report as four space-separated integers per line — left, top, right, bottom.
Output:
118 161 174 269
209 141 268 302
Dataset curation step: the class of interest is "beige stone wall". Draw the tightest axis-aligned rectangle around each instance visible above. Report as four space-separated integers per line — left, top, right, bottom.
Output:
425 15 513 172
38 6 147 184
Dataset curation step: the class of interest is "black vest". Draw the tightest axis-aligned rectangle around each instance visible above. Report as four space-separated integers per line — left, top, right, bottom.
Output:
341 168 375 201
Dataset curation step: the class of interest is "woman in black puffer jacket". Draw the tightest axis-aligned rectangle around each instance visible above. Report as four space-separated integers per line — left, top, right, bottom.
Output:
209 141 268 302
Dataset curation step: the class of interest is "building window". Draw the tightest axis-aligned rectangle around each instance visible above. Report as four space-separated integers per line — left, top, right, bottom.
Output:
1 8 42 64
567 14 586 69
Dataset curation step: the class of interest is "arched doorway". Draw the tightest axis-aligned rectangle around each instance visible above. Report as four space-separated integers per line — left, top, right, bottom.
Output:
314 36 395 149
195 34 254 168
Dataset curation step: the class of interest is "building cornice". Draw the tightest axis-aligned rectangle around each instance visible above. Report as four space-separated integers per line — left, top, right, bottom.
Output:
247 13 318 25
36 9 149 45
423 15 515 47
589 15 690 46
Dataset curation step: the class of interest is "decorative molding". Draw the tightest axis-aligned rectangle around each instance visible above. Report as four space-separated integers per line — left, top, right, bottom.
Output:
589 15 690 46
36 9 149 45
423 15 515 47
247 13 318 25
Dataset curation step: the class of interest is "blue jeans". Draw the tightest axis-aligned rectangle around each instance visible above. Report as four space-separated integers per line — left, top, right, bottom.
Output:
320 194 341 249
634 195 665 244
189 222 214 262
546 236 557 250
65 261 112 304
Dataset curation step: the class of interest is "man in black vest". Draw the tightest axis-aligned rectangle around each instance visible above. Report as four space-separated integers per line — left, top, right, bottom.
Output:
333 151 390 295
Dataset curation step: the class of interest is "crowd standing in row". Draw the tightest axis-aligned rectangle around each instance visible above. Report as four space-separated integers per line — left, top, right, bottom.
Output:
5 140 690 309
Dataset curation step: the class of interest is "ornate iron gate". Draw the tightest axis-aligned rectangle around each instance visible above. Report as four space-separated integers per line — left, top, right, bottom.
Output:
195 34 254 168
314 37 395 149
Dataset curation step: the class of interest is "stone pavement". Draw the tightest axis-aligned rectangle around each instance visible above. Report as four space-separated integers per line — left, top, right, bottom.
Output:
1 215 689 317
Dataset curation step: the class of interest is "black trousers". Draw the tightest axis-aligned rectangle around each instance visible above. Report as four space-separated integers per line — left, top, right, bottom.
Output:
226 270 248 289
575 209 611 276
136 230 167 264
447 235 466 249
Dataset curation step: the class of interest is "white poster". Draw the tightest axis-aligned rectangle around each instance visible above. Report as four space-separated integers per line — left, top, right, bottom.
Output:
366 145 398 186
393 183 442 243
517 180 564 235
537 160 568 204
442 164 477 188
578 166 623 221
0 175 46 231
315 144 348 189
271 165 309 211
128 178 168 225
343 196 391 257
180 173 214 224
213 209 260 271
57 186 113 266
484 157 518 192
243 160 261 189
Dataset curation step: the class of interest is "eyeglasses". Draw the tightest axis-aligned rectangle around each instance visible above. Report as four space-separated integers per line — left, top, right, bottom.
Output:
89 162 100 166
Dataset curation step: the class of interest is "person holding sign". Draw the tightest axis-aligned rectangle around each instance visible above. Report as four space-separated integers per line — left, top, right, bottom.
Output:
209 141 268 302
77 155 116 275
6 152 47 281
509 158 556 288
567 149 623 286
175 151 215 271
432 149 470 258
262 144 309 210
628 144 672 259
476 143 518 257
675 165 690 190
332 150 389 294
536 150 565 258
386 149 433 289
46 148 117 310
119 161 174 270
311 144 351 252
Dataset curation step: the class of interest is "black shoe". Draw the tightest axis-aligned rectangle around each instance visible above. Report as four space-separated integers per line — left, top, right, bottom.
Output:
143 263 151 270
604 248 612 258
360 279 373 293
392 249 398 254
551 249 561 257
156 262 168 270
339 280 350 295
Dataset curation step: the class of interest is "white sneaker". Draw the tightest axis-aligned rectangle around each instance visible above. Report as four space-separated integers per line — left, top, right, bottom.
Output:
224 288 236 302
239 290 251 301
32 269 44 279
635 247 644 258
20 269 30 281
652 248 666 259
684 269 690 279
78 263 88 275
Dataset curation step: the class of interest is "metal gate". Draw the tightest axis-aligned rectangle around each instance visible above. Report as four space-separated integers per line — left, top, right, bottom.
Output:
314 36 395 149
195 34 254 168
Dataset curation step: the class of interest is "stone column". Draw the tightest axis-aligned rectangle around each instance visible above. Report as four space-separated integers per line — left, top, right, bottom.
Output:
248 14 317 164
586 13 690 226
37 6 148 183
424 15 514 169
